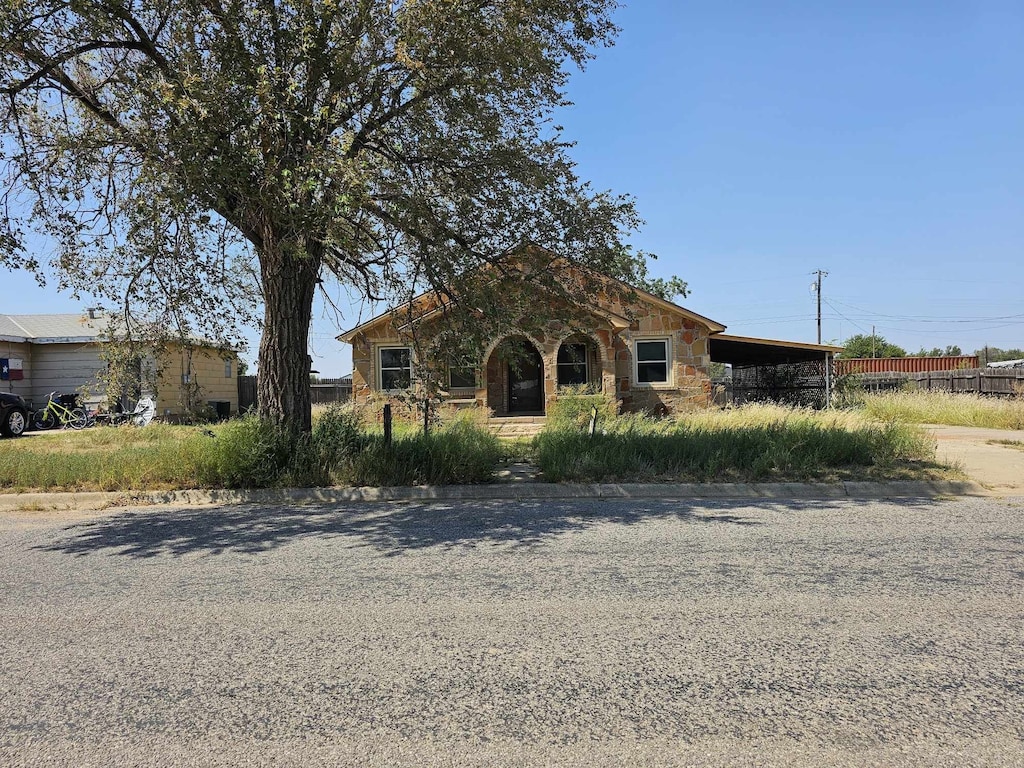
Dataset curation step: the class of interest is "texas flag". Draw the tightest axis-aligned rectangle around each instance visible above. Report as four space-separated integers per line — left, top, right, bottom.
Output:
0 358 24 381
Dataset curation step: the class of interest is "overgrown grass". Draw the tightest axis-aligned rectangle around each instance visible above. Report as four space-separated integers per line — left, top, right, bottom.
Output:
0 407 501 491
536 404 946 483
1 402 958 491
546 388 619 431
0 424 213 491
860 390 1024 430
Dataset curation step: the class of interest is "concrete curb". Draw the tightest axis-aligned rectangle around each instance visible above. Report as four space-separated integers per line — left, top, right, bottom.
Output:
0 479 989 512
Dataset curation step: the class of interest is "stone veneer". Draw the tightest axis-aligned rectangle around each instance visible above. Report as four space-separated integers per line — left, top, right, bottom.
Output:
348 294 713 416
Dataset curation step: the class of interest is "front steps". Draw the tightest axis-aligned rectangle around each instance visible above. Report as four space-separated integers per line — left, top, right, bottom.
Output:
487 416 546 439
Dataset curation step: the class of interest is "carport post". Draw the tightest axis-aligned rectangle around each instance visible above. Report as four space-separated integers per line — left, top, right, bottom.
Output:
824 352 832 408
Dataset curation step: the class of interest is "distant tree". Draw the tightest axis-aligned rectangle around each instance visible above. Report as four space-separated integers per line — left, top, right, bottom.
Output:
913 345 963 357
975 347 1024 364
838 334 906 359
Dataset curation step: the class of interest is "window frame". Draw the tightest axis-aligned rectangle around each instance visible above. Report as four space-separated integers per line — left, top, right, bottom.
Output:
448 364 477 390
633 337 672 386
556 342 590 388
378 346 414 392
224 358 233 379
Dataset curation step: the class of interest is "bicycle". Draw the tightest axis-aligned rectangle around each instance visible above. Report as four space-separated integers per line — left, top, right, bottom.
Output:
32 392 89 430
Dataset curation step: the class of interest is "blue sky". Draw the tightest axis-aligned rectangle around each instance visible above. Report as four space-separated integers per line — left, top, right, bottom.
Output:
4 1 1022 373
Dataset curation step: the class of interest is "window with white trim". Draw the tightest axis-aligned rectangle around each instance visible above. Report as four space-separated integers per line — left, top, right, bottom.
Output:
635 339 670 384
224 358 233 378
379 347 412 390
557 343 589 387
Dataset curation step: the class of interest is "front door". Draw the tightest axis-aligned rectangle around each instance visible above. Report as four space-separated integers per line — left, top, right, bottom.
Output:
508 347 543 413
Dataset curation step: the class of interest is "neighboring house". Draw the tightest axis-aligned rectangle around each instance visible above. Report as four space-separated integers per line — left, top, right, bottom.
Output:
338 268 841 415
0 312 239 416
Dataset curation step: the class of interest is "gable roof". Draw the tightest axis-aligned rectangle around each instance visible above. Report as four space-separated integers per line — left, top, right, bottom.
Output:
0 313 105 343
337 275 726 343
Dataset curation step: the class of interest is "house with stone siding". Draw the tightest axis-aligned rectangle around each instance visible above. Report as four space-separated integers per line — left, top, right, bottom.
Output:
338 268 733 416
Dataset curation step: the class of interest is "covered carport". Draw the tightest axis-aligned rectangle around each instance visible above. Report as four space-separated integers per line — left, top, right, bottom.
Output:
709 334 843 408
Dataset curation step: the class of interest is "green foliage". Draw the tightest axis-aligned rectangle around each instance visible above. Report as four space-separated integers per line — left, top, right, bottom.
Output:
912 345 963 357
839 334 907 359
637 275 689 301
975 347 1024 363
196 416 300 488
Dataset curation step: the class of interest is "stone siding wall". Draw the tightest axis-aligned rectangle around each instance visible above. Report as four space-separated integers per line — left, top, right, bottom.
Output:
347 293 712 416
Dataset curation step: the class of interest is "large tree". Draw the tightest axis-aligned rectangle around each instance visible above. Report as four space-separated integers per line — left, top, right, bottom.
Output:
0 0 656 430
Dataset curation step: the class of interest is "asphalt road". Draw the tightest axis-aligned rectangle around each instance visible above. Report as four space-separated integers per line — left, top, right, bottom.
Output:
1 496 1022 767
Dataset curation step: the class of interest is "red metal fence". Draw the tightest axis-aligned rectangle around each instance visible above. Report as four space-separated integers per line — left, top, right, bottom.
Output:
836 356 979 375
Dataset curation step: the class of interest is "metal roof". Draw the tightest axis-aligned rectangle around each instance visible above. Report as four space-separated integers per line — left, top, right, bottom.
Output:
709 334 843 366
987 359 1024 369
0 313 105 343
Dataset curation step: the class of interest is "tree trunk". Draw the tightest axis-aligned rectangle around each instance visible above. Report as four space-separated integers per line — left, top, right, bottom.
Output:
256 241 321 432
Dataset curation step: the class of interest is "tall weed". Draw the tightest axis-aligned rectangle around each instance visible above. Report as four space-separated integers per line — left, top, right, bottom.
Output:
861 390 1024 430
536 404 939 482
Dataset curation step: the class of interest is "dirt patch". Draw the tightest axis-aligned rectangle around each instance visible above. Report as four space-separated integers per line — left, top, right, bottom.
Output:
926 425 1024 495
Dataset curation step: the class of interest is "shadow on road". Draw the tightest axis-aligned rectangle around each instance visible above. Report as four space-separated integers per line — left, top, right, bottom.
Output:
34 496 928 559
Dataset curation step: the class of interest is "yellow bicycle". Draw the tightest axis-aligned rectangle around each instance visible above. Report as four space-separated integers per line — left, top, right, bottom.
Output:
32 392 88 430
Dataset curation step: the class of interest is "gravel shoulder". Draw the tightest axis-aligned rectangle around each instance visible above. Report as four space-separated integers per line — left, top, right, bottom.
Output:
1 496 1022 767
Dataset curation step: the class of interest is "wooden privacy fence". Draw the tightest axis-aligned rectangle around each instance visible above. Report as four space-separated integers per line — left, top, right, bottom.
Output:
310 379 353 405
914 368 1024 396
237 376 352 411
849 369 1024 396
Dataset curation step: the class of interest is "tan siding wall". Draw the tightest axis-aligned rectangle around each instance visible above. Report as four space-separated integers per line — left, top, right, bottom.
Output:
1 341 34 402
155 346 238 416
29 343 106 409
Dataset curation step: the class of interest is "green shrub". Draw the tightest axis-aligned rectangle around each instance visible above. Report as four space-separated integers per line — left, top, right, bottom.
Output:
310 403 366 472
195 415 299 488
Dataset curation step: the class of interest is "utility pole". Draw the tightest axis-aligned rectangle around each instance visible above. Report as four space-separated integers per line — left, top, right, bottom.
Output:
872 325 876 358
811 270 828 344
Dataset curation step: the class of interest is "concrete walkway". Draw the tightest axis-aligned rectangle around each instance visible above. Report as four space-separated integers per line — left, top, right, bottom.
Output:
925 424 1024 495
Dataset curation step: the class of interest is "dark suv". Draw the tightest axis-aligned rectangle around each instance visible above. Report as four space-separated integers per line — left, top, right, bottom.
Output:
1 392 29 437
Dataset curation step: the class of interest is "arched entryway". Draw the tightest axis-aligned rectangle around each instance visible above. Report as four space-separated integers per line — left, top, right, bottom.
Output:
485 335 546 415
508 343 544 413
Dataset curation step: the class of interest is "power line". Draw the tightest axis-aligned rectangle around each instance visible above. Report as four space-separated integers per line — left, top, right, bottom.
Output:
822 299 872 337
827 297 1024 324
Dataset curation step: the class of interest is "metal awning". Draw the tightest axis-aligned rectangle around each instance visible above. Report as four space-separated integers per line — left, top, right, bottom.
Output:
709 334 843 366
